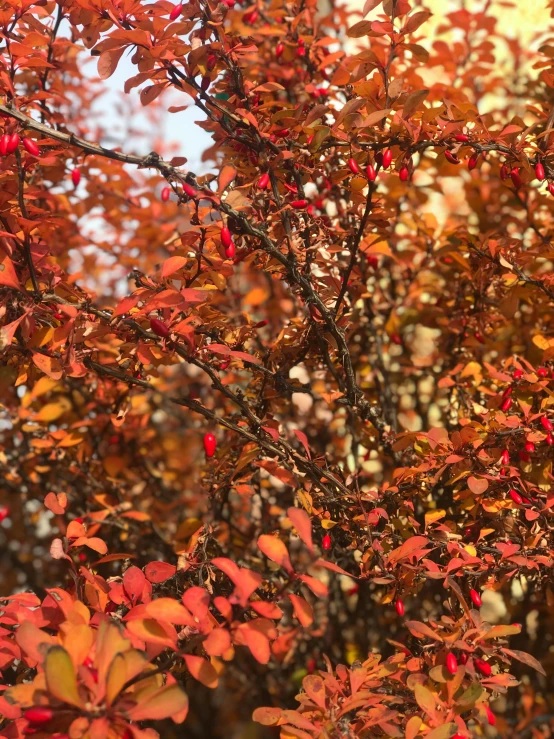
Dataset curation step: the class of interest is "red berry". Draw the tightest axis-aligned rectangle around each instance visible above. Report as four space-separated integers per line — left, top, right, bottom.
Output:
225 243 235 259
382 149 393 169
0 133 9 156
536 162 545 181
395 599 405 616
243 8 259 24
348 157 359 175
390 333 402 345
468 153 479 170
500 397 512 412
276 42 284 58
541 416 553 431
24 707 53 725
161 187 170 202
510 167 522 189
513 369 524 379
150 318 170 339
291 199 308 209
296 46 306 57
537 367 549 377
0 506 9 523
257 173 270 189
500 449 510 465
306 134 314 145
71 168 81 186
22 137 40 157
6 133 19 154
474 657 491 677
183 182 197 198
444 150 460 164
203 432 217 458
509 489 523 505
547 432 554 446
485 705 495 726
500 164 509 180
446 652 458 675
502 385 513 398
221 225 233 249
224 0 234 6
459 652 468 665
274 128 289 138
524 441 535 453
368 255 379 270
469 589 482 607
366 164 376 182
322 533 331 550
169 3 183 20
455 133 470 142
399 166 409 181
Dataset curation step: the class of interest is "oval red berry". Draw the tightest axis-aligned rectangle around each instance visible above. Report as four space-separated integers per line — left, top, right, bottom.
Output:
203 432 217 458
469 588 482 607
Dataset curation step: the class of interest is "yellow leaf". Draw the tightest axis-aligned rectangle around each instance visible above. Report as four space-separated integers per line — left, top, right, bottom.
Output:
207 270 226 291
35 398 71 422
364 239 393 256
424 509 446 526
464 545 477 556
297 490 313 515
44 646 84 708
106 650 149 706
175 517 203 541
321 519 338 529
533 334 554 350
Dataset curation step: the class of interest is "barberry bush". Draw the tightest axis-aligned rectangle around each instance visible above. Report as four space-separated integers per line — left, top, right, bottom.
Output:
1 0 554 736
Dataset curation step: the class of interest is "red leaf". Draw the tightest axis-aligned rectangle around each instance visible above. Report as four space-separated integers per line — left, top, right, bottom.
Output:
145 561 177 584
123 566 146 603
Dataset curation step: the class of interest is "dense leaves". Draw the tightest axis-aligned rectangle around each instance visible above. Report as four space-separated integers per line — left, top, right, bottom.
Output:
1 0 554 736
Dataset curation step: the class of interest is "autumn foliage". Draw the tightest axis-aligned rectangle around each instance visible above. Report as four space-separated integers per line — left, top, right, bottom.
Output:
3 0 554 736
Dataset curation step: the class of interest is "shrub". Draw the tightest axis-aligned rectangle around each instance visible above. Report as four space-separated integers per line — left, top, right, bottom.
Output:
0 0 553 736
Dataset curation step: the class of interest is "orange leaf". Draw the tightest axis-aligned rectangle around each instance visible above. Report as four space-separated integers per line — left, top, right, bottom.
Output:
127 683 189 722
218 164 237 192
183 655 219 688
287 507 313 552
288 594 313 627
161 256 187 278
258 534 294 574
44 492 67 515
0 252 21 290
204 627 232 657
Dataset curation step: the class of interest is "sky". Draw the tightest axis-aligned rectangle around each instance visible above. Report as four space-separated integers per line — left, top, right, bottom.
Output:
90 0 551 177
